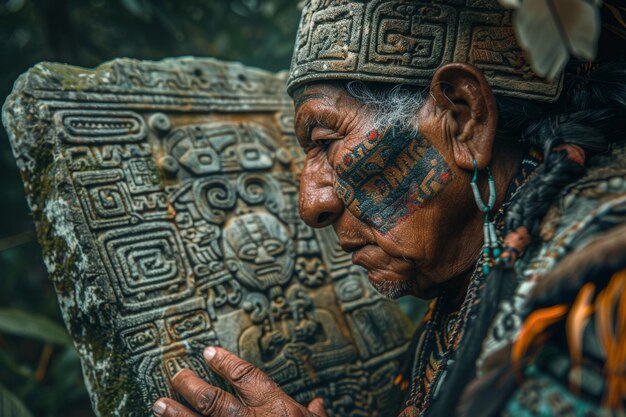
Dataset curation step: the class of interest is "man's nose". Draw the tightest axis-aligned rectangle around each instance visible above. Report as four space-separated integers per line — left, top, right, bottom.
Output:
298 154 343 228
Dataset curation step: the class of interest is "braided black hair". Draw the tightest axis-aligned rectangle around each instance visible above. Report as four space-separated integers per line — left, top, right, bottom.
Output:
499 63 626 236
427 59 626 417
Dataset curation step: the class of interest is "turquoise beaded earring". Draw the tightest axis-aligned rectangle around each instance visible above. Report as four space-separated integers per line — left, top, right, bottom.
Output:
470 160 500 274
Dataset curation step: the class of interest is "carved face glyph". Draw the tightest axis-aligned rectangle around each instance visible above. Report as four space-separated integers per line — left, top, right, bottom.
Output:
223 213 295 291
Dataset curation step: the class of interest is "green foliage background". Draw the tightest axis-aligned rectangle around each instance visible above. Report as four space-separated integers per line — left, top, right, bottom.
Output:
0 1 301 416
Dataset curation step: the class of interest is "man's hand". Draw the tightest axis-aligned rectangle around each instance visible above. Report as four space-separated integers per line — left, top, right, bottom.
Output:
153 347 328 417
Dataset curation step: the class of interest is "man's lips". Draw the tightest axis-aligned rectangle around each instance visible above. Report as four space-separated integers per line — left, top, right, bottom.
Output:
347 244 417 281
339 240 372 265
351 245 378 265
339 239 367 253
339 240 388 265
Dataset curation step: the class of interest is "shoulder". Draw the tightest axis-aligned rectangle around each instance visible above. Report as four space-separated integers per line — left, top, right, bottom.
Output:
480 145 626 358
522 143 626 278
528 143 626 303
504 144 626 414
467 145 626 416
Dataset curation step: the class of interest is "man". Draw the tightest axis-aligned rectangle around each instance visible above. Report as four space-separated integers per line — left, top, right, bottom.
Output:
154 1 626 416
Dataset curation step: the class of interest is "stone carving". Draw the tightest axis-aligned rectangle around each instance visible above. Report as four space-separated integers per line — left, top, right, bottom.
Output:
2 57 413 417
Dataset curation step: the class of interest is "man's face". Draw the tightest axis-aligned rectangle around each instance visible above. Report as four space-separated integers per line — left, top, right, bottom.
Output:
294 83 480 299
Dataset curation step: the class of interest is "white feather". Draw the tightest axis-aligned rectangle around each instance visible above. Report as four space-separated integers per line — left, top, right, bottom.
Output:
500 0 602 80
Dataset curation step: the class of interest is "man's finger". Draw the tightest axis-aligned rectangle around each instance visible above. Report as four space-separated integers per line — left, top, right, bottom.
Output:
307 397 329 417
203 346 279 406
153 397 202 417
171 368 249 417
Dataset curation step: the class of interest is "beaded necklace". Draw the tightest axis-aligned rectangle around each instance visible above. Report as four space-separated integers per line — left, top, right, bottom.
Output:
398 150 542 417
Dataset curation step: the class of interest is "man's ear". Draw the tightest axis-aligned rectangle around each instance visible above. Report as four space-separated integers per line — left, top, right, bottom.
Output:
430 63 497 170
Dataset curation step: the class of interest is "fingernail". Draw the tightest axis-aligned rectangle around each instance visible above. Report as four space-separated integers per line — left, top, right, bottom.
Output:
172 368 188 380
153 400 166 416
203 346 217 361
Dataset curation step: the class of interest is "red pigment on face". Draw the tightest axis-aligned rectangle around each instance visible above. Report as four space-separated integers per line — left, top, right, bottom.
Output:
369 130 379 140
440 172 451 182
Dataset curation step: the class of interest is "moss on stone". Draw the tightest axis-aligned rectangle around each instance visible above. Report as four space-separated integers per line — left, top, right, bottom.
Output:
31 62 116 92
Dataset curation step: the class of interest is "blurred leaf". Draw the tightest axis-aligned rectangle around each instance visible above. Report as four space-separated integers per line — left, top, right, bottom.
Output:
0 309 71 346
0 384 34 417
0 349 35 379
44 347 89 410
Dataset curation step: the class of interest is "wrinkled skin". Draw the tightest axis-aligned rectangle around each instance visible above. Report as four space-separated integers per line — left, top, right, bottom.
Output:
153 347 327 417
295 63 520 300
154 63 524 417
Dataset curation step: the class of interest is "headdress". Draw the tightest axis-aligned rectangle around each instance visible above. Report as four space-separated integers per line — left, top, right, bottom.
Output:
287 0 563 102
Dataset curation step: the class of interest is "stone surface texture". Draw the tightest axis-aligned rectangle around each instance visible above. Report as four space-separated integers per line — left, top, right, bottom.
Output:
2 57 413 417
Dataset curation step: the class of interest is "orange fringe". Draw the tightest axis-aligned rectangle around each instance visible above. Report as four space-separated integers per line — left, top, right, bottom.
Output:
511 268 626 409
512 304 569 380
566 282 595 395
596 269 626 410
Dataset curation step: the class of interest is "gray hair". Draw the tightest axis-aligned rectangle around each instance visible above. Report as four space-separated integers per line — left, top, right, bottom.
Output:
345 81 426 132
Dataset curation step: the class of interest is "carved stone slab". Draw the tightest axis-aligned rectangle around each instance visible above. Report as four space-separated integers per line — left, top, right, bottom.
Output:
2 57 412 417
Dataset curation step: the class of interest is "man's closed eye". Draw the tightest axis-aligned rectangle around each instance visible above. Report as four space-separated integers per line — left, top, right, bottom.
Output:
311 127 343 149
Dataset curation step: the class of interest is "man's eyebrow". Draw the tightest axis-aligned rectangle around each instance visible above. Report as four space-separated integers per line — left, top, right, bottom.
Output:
294 91 325 111
294 112 316 145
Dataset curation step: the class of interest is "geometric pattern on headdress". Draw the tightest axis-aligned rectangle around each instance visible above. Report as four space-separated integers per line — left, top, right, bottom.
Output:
287 0 564 102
